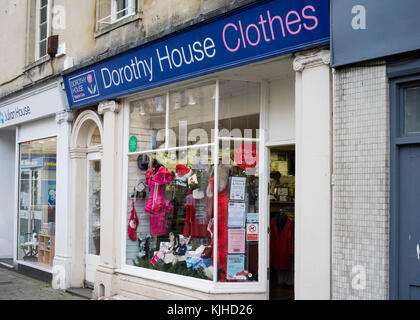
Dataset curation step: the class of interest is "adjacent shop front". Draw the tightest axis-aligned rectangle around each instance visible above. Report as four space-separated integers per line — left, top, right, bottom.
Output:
64 0 332 300
0 79 73 286
331 0 420 300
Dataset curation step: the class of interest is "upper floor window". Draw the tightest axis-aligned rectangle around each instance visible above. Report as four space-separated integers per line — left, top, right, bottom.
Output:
97 0 136 27
36 0 50 60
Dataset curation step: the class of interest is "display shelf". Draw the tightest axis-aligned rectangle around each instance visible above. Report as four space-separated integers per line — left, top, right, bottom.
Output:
37 234 55 266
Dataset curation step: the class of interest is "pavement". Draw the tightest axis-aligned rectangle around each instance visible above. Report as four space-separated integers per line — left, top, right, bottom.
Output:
0 266 86 300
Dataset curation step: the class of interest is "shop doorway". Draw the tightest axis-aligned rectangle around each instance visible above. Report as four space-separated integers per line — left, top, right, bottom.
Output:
390 77 420 299
69 110 103 288
268 145 295 300
85 152 102 284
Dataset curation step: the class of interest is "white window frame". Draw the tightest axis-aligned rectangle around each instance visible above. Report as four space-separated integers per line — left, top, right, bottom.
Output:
98 0 136 26
35 0 51 61
118 77 269 295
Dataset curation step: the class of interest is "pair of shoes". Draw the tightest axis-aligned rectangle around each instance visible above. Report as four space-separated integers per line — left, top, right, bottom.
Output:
174 245 187 256
201 246 212 258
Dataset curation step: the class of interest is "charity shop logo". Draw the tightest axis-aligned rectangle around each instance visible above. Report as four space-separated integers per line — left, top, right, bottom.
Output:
0 106 31 126
68 70 100 103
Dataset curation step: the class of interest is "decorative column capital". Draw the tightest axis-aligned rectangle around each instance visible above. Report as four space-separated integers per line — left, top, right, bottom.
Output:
55 110 74 124
69 147 87 160
98 100 121 115
293 49 330 72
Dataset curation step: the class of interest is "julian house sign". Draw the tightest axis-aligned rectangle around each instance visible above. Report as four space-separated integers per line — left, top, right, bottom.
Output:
331 0 420 67
64 0 329 109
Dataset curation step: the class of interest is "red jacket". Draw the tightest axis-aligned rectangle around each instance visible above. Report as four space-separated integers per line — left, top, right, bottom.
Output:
270 217 294 270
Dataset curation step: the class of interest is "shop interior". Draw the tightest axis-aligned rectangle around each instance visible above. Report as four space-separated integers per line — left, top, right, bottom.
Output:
269 145 295 300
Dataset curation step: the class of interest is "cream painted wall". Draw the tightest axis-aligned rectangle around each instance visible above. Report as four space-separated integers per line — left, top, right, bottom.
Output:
0 1 27 86
267 78 296 144
0 0 258 98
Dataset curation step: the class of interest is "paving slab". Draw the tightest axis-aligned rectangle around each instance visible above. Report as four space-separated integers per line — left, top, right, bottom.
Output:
0 267 86 300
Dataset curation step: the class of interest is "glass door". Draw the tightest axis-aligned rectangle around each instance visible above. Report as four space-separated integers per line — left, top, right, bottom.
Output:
85 152 101 284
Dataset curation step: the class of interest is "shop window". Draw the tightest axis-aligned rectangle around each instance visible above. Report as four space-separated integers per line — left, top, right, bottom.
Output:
404 86 420 135
216 140 260 282
125 80 262 284
219 81 261 139
17 137 57 266
97 0 136 29
129 95 166 152
169 83 216 147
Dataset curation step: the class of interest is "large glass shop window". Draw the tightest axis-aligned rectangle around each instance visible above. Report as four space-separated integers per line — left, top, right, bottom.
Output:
17 137 57 266
126 81 261 283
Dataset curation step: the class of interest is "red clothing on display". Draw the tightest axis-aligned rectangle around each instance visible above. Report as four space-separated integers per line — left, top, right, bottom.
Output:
209 177 229 282
183 190 208 238
270 217 294 271
144 166 175 236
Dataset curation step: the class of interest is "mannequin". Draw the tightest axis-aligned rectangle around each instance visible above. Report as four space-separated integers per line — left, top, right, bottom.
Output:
206 164 231 282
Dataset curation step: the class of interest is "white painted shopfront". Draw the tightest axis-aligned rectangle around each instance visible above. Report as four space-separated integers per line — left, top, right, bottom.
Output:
0 80 73 289
64 0 332 300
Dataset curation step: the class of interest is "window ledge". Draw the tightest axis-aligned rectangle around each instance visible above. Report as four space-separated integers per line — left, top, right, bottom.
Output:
24 55 51 73
94 13 142 39
115 266 266 295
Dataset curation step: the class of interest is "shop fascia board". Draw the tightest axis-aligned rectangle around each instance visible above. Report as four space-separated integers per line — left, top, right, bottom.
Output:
0 80 62 108
61 0 269 77
0 80 69 129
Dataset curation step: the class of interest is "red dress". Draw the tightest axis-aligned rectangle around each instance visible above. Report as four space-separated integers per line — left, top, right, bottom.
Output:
183 190 208 238
209 177 229 282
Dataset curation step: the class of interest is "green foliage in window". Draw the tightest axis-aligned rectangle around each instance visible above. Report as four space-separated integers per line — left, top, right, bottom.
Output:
132 256 208 280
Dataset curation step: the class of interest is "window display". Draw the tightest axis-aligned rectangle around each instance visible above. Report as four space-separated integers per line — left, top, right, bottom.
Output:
17 137 57 266
126 80 261 283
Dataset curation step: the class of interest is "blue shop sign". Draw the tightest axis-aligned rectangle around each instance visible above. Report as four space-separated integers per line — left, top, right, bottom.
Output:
21 157 57 170
64 0 330 109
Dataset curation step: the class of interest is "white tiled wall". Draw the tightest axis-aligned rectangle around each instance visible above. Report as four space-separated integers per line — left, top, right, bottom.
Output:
332 61 390 299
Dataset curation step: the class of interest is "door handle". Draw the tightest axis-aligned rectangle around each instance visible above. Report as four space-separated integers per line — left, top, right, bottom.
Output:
417 244 420 262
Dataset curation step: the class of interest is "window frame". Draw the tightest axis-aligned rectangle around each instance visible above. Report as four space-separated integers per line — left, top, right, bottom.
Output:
111 0 136 23
118 77 268 294
35 0 51 61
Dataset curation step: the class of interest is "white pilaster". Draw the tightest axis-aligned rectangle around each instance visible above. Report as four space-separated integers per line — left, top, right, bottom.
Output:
293 49 332 300
53 110 74 290
95 100 122 298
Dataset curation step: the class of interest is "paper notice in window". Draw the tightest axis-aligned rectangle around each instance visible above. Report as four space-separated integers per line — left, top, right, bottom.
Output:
227 202 246 228
228 228 246 254
229 177 246 201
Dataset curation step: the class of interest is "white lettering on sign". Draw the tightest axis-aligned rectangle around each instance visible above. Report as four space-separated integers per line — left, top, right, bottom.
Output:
351 5 367 30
